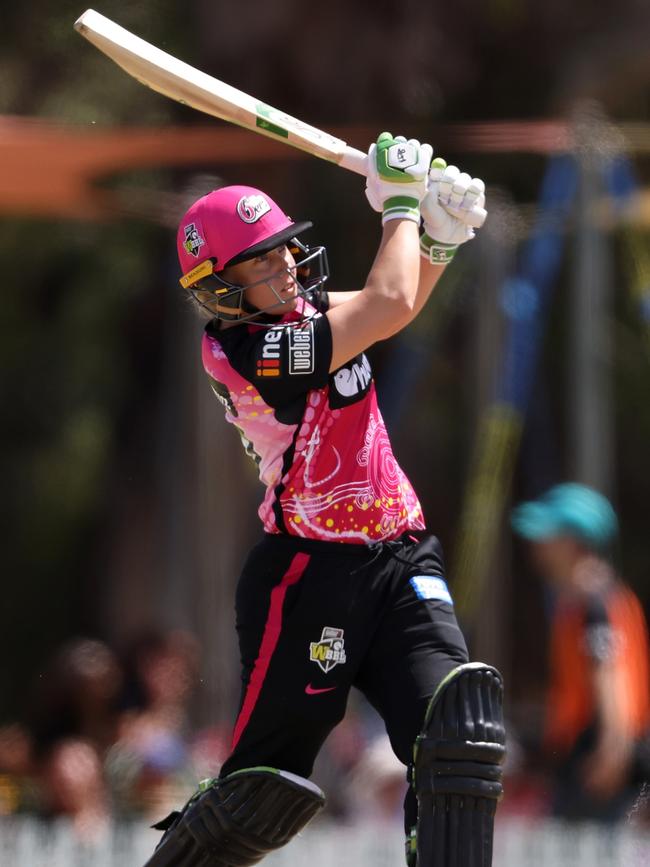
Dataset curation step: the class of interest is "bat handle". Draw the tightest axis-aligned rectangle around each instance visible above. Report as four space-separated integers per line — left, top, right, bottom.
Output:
338 146 368 176
337 145 487 229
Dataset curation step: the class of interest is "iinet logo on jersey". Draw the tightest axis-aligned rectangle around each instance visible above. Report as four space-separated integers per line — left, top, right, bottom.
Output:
256 329 282 377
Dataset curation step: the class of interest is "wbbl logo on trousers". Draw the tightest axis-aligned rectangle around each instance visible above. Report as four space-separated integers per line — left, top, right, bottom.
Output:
309 627 346 673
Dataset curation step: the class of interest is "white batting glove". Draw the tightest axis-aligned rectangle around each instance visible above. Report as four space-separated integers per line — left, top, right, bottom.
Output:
420 159 487 264
365 132 433 224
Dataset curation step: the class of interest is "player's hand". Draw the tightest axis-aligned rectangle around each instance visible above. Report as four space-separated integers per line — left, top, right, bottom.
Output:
420 159 486 264
365 132 433 224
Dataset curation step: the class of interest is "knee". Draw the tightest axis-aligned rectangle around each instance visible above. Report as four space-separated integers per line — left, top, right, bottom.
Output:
409 664 506 866
414 663 506 789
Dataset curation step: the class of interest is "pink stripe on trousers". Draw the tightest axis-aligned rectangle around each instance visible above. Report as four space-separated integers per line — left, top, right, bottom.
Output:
231 551 310 751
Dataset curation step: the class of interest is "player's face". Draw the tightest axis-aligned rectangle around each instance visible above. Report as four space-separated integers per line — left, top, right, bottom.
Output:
224 244 299 314
529 536 585 587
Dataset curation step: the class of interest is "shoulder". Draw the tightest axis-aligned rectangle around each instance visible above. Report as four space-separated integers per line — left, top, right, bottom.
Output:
202 313 332 406
202 321 231 371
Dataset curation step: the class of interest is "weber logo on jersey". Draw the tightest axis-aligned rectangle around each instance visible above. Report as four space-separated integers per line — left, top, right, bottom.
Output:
288 322 314 375
309 627 346 673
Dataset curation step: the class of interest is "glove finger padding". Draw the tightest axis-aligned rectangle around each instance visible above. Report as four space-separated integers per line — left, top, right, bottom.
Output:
420 161 486 263
428 157 448 183
420 189 475 245
447 172 472 209
443 179 486 222
437 165 461 206
462 177 486 212
364 157 384 213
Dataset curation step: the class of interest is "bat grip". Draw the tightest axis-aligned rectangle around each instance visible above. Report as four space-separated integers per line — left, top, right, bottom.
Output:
338 146 486 229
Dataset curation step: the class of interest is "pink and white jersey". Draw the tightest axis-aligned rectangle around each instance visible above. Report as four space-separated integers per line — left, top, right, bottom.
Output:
202 298 425 543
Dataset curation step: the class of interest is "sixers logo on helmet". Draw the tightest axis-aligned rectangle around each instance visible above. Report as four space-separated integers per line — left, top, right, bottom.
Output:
183 223 205 258
237 194 272 224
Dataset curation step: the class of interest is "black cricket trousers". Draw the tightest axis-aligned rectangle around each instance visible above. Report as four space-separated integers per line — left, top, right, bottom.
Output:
219 532 469 829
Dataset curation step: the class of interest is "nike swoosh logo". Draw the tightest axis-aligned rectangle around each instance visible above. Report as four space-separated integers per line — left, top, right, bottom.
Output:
305 684 337 695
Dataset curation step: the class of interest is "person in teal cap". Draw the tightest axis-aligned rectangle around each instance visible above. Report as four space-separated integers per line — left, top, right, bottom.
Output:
512 483 650 822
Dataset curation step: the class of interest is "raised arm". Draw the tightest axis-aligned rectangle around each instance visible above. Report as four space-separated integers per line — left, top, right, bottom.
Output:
325 132 432 371
327 220 422 370
327 157 487 350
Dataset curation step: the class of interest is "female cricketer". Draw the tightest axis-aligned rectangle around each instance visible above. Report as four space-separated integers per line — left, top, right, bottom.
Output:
145 133 505 867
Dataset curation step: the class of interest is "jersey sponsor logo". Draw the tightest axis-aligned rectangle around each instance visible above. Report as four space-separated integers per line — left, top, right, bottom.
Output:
256 328 283 377
256 358 280 377
288 322 314 375
309 627 347 674
236 194 271 223
409 575 453 605
183 222 205 258
329 354 372 408
333 355 371 397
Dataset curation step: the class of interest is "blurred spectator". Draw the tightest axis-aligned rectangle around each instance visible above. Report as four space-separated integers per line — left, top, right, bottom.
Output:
512 483 650 822
107 629 201 818
495 723 550 819
30 638 122 753
42 738 109 841
0 723 34 815
29 638 123 840
312 712 367 820
348 734 408 823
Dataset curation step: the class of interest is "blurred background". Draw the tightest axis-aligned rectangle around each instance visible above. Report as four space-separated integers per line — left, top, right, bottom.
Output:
1 0 650 863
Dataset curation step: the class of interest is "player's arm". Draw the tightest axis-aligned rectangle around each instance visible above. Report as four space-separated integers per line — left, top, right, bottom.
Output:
325 132 432 372
326 268 448 323
327 157 487 346
327 220 421 369
581 598 635 798
327 291 361 309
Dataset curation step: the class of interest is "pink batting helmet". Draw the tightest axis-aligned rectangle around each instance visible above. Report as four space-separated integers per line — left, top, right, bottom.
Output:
176 185 312 278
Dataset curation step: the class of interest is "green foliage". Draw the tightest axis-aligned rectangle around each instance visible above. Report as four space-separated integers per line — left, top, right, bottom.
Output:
0 213 167 716
0 1 187 716
0 1 188 122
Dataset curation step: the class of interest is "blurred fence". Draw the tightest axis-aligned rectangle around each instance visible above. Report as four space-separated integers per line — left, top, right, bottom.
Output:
1 817 649 866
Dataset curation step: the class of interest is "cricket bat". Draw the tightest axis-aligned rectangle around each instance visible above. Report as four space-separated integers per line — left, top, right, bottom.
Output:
74 9 486 227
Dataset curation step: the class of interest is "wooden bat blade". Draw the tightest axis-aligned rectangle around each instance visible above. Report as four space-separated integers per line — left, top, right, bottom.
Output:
74 9 367 173
73 10 487 228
